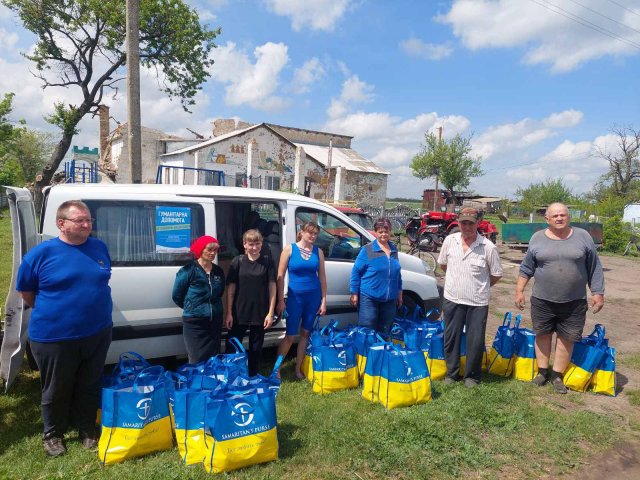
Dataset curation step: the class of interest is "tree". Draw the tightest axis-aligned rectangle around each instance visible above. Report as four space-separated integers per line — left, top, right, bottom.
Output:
595 126 640 198
11 129 57 184
410 132 483 205
0 92 23 186
514 178 575 214
2 0 220 209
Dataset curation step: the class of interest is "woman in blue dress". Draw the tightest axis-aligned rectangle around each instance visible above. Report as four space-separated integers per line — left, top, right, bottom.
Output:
276 221 327 378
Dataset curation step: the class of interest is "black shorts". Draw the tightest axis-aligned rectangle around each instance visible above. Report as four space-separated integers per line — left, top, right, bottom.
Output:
530 296 587 342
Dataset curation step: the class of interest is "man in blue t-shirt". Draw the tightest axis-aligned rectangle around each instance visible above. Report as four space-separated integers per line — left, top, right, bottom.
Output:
17 200 113 457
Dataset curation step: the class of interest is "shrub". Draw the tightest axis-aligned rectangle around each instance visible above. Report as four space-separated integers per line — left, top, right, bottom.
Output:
602 216 630 253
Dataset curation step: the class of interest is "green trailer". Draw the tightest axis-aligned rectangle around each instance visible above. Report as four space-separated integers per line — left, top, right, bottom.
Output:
501 222 603 250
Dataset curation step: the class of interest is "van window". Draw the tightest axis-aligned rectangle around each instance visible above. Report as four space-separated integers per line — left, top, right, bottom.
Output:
215 201 281 268
84 200 205 266
295 208 366 261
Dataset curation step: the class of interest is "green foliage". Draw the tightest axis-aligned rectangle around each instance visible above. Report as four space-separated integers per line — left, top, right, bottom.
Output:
411 132 483 198
514 178 576 214
602 216 631 253
2 0 221 189
10 129 57 184
0 159 23 186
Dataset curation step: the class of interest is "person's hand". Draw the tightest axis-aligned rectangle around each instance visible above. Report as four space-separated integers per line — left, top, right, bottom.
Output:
317 298 327 316
264 314 274 329
591 294 604 314
276 299 286 316
225 314 233 330
350 294 358 307
515 292 526 310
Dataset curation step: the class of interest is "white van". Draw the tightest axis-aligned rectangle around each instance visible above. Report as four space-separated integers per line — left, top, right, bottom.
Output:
1 184 440 389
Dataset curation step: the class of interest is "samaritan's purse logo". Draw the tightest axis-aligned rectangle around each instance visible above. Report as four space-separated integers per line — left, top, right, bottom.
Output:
136 398 152 420
231 402 254 427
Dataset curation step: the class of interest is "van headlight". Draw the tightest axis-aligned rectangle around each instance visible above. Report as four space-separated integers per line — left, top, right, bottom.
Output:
422 259 435 277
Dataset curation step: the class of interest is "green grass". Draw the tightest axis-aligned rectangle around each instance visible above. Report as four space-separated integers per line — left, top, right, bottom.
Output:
627 390 640 407
0 208 12 315
619 353 640 370
0 354 627 480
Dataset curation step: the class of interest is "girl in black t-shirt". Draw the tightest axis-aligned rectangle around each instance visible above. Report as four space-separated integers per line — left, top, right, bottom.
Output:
225 229 277 376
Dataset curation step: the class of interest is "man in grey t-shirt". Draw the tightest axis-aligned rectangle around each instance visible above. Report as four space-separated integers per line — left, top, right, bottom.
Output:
515 203 604 393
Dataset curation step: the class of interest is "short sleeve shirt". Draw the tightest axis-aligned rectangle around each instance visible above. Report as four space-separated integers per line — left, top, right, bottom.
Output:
227 254 276 325
438 233 503 306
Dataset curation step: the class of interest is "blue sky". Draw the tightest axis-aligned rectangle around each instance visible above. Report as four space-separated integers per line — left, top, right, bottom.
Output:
1 0 639 199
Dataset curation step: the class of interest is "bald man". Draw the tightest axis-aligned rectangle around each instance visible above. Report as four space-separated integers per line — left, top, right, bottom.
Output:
515 203 604 393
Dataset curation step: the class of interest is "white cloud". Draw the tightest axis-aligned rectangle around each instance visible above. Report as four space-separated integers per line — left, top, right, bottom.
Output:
473 110 583 159
400 38 453 60
290 57 326 94
543 109 583 128
210 41 290 111
326 74 375 119
439 0 640 72
264 0 352 32
0 28 18 50
197 9 218 22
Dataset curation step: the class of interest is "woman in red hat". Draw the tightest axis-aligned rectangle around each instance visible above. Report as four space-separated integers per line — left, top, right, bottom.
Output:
172 235 226 363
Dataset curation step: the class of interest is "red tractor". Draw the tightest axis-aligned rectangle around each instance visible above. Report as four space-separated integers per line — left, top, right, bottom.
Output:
405 210 498 252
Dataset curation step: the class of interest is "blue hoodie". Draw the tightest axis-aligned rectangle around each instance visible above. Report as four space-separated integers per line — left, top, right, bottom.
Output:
350 240 402 302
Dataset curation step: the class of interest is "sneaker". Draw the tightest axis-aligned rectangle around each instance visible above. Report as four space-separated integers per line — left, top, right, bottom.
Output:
443 376 460 385
79 430 98 450
43 436 66 457
464 378 480 389
532 372 548 386
551 376 568 394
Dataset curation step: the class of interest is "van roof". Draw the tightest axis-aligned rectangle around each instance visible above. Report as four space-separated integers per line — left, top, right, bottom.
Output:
46 183 329 206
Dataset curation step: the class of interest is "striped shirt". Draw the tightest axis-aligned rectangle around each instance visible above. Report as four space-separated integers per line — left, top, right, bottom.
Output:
437 233 503 306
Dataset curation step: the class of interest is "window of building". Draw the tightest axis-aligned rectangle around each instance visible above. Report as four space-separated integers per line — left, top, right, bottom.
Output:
265 175 280 191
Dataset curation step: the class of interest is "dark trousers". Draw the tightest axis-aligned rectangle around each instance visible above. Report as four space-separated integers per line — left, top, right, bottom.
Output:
443 299 488 382
226 323 265 376
182 315 223 364
30 326 112 438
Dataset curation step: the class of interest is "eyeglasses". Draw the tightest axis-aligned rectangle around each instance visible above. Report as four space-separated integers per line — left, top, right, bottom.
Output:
62 217 95 225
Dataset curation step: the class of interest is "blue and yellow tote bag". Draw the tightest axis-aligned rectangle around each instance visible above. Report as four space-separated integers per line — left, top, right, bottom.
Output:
512 316 538 382
487 312 517 377
377 345 432 409
590 346 616 397
311 340 359 394
98 366 174 465
362 342 387 403
203 389 279 473
352 326 381 378
564 324 607 392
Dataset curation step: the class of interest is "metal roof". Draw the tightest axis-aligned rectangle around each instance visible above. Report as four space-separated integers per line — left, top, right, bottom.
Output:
294 143 389 175
160 124 261 156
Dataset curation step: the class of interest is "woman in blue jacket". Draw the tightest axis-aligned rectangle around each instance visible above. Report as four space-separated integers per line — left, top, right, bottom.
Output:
350 218 403 333
172 235 226 363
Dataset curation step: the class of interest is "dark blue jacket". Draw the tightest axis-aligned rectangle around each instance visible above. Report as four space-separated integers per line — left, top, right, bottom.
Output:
172 261 225 319
350 240 402 302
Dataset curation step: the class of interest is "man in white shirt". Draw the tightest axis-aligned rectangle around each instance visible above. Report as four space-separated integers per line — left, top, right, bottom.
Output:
438 208 503 387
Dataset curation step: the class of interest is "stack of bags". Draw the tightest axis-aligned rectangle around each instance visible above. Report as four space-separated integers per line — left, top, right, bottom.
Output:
98 339 285 474
564 324 616 396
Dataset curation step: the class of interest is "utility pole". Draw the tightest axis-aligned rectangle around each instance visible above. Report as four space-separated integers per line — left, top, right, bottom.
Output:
324 140 333 202
433 126 442 211
126 0 142 183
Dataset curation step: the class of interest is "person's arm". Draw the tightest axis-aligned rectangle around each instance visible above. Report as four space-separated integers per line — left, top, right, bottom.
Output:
276 245 292 316
265 280 276 329
585 237 605 314
171 267 189 308
225 283 236 329
317 249 327 315
437 236 449 272
488 246 503 287
20 291 35 308
514 276 530 310
349 248 367 307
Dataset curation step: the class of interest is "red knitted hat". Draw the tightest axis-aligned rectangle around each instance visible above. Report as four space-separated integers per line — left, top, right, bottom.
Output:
190 235 218 258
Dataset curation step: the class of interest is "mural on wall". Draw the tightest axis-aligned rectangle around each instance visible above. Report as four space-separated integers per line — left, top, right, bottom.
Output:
206 146 239 166
257 151 293 173
230 144 246 154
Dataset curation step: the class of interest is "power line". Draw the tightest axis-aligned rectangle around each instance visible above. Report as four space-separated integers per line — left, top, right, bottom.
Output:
566 0 640 35
528 0 640 50
604 0 640 18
